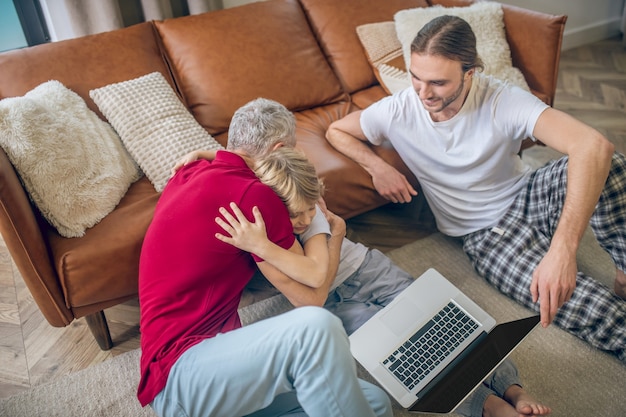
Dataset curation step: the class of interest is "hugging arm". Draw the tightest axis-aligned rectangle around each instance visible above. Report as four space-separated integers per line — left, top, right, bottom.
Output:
216 203 344 305
171 149 219 175
326 110 417 203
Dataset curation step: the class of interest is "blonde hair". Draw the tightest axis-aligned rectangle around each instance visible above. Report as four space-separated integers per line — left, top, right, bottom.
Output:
254 147 324 212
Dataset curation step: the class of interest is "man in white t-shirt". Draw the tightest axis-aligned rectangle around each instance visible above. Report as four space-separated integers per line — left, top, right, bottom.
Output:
327 15 626 365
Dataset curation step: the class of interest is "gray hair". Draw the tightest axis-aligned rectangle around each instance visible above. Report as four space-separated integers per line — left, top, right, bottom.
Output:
226 98 296 158
410 15 484 73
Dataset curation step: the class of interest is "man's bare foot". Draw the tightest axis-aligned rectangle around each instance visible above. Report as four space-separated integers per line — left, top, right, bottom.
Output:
615 270 626 299
502 385 551 416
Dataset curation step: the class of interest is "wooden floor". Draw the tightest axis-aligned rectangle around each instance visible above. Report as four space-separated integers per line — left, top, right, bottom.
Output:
1 36 625 399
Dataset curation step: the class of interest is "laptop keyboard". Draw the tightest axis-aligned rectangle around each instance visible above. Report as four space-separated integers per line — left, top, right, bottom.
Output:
381 301 480 391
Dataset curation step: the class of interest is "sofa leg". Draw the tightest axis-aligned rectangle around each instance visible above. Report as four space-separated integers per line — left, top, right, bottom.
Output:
85 311 114 350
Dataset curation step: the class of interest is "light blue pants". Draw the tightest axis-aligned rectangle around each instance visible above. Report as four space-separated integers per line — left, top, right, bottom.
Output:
150 306 392 417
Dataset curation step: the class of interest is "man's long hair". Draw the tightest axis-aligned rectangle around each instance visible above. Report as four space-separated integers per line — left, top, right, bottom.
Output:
411 15 484 73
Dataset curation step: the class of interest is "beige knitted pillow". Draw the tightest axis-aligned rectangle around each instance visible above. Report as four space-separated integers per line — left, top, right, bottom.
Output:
90 72 224 192
356 21 409 95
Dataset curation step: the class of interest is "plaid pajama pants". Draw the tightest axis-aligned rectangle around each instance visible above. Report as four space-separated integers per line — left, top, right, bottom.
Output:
462 152 626 363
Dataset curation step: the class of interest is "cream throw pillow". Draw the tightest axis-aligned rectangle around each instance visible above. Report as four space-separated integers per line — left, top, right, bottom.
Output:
90 72 224 192
394 2 529 92
0 80 141 238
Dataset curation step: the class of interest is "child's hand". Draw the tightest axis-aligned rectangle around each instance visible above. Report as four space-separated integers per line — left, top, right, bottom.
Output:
171 151 202 176
171 150 219 176
215 203 270 254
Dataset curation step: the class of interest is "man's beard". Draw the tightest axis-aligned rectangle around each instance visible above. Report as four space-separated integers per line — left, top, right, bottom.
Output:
420 77 465 114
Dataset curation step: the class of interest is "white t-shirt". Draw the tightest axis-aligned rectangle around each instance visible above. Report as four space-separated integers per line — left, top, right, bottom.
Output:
361 73 549 236
300 206 367 290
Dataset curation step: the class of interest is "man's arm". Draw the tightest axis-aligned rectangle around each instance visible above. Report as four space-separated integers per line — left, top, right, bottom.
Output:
530 107 614 327
326 110 417 203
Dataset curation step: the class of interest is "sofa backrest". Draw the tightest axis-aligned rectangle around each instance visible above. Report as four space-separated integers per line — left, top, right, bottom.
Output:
154 0 347 138
299 0 429 94
0 23 174 115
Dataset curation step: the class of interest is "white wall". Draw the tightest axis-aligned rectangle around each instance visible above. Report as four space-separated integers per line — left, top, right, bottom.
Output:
229 0 625 50
495 0 625 50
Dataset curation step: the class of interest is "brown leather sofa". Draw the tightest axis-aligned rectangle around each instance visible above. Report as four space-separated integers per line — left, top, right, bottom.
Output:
0 0 566 350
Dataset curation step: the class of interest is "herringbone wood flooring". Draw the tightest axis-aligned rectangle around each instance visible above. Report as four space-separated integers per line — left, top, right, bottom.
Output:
0 36 625 399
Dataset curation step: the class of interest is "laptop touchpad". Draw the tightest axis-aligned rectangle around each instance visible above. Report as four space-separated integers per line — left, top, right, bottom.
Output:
380 298 425 337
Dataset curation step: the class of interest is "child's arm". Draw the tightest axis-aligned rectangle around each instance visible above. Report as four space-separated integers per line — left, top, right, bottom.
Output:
317 206 344 292
299 204 343 289
171 149 219 176
215 203 330 288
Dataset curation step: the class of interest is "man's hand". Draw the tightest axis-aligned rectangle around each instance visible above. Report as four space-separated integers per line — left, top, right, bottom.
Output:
370 161 417 204
530 247 577 327
326 111 417 204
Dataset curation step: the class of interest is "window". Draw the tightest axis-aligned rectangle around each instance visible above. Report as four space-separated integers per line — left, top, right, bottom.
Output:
0 0 49 52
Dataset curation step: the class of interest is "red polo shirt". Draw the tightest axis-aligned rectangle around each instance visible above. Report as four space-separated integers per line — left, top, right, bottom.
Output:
137 151 295 406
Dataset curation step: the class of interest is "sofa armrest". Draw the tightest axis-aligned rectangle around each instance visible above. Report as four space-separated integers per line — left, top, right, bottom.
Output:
501 5 566 106
0 149 72 327
429 0 567 106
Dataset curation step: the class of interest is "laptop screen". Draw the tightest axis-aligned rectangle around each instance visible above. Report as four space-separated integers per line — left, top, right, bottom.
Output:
410 315 540 413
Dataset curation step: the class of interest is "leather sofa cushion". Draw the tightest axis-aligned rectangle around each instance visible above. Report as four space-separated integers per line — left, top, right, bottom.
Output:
155 0 346 136
299 0 428 94
48 178 158 309
350 85 390 110
294 101 418 219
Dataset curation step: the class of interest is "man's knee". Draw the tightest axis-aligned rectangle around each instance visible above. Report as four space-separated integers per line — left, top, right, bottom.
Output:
288 306 345 335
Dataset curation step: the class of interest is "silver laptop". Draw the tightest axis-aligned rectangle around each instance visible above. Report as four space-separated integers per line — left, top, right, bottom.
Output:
349 268 539 414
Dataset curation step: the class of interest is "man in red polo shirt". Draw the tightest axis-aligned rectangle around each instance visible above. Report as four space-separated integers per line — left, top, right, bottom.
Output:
138 98 392 417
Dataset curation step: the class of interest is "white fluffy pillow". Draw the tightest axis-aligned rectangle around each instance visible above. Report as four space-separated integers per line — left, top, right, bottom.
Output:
0 80 141 238
89 72 224 192
394 2 529 91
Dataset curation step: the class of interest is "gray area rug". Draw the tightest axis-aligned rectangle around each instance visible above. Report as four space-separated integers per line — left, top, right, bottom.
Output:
1 229 624 417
